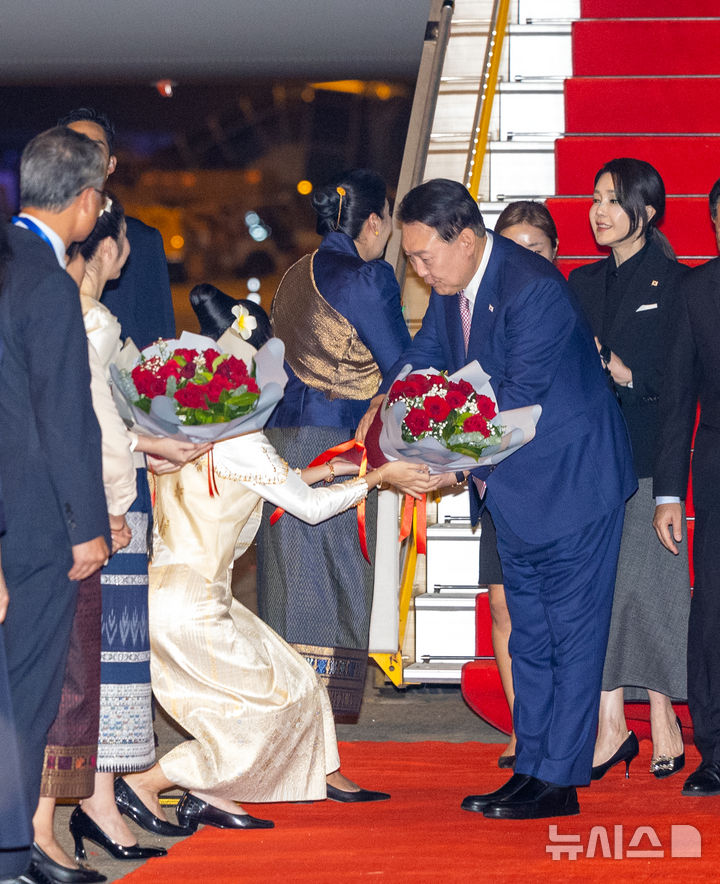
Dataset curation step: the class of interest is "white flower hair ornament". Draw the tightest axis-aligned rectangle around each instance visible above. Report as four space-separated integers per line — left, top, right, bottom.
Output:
231 303 258 341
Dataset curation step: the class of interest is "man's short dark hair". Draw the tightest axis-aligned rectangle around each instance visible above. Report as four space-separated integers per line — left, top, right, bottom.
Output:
20 127 106 212
709 177 720 220
57 107 115 154
397 178 486 242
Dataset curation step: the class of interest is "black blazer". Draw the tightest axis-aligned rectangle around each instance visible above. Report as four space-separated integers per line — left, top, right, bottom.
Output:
654 257 720 510
569 239 689 477
0 224 108 581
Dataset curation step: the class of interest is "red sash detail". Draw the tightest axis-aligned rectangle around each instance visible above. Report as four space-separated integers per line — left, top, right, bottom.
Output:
270 439 371 562
398 493 427 555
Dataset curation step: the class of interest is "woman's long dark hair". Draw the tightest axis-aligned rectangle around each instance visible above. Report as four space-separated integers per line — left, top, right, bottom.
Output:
67 191 125 262
189 283 271 350
312 169 387 239
594 158 675 259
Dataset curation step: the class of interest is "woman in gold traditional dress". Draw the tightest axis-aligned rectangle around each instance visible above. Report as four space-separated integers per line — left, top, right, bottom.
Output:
114 314 431 832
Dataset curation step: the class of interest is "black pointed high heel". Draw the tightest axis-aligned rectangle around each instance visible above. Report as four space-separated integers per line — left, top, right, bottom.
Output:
651 716 685 779
28 842 107 883
175 792 274 831
591 731 640 780
69 807 167 862
114 777 192 837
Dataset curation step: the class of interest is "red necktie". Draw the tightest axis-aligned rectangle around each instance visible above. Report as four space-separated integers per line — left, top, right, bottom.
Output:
458 290 471 353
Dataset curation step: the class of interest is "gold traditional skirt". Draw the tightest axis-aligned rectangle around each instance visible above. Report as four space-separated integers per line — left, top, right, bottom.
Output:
149 537 340 803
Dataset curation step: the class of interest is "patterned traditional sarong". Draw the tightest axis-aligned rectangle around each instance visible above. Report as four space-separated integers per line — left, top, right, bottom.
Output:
97 470 154 773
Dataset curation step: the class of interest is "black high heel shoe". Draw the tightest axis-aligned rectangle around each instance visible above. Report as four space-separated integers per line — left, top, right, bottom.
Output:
114 778 192 837
175 792 274 831
591 731 640 780
28 843 106 884
69 807 167 862
325 784 390 803
651 716 685 779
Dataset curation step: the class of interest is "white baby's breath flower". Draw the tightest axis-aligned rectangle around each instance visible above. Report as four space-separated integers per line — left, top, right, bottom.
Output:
231 304 258 340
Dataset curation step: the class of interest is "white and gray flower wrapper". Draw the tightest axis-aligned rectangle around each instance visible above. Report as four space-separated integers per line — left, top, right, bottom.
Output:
379 361 542 473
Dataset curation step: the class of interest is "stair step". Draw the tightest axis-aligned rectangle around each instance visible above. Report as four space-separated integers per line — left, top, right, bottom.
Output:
403 661 466 683
415 592 479 662
573 19 720 77
555 135 720 195
546 195 716 258
581 0 720 17
565 77 720 134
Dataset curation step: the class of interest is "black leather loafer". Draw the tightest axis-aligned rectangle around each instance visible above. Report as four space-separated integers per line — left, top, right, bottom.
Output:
681 761 720 796
175 792 274 831
461 773 531 813
482 776 580 820
325 784 390 803
114 778 192 837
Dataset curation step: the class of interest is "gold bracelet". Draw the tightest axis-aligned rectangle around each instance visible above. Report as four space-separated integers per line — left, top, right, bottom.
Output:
325 462 335 484
376 468 385 491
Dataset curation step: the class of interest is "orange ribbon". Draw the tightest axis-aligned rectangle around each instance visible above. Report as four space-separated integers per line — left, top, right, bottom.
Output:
270 439 371 562
398 493 427 555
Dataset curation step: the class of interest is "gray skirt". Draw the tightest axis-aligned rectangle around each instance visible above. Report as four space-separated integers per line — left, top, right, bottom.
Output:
255 426 377 718
602 477 690 700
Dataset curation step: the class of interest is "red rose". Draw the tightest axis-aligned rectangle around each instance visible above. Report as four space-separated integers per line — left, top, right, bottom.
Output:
455 379 474 397
427 373 447 390
476 395 497 419
424 395 452 423
132 365 166 398
404 407 431 436
244 376 259 394
445 389 468 409
411 374 434 395
203 348 222 370
387 380 408 404
173 348 199 365
463 413 491 437
205 375 233 402
158 361 182 382
174 383 209 410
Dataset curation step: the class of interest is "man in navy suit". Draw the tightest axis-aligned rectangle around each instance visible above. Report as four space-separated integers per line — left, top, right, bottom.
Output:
364 180 636 818
0 127 109 876
58 108 176 348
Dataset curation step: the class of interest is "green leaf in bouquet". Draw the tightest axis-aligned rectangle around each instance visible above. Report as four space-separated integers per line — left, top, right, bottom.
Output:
211 353 229 373
136 395 152 414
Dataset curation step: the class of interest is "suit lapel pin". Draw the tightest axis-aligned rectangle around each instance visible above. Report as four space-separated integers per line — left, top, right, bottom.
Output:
651 280 659 286
488 304 494 312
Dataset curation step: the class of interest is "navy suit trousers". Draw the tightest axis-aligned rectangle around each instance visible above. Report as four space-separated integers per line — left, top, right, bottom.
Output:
491 503 625 786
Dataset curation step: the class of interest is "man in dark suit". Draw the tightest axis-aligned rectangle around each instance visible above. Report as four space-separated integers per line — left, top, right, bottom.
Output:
57 108 176 348
364 179 636 818
0 127 109 866
654 177 720 797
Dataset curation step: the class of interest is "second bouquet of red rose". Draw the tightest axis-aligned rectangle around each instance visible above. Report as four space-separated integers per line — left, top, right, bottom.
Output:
110 331 288 442
379 361 542 472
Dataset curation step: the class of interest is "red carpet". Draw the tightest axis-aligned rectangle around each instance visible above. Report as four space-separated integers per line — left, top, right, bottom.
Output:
565 77 720 134
581 0 720 16
572 20 720 76
555 136 720 195
120 741 718 883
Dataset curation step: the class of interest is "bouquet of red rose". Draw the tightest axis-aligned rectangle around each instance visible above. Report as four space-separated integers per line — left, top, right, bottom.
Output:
110 331 287 442
379 361 542 473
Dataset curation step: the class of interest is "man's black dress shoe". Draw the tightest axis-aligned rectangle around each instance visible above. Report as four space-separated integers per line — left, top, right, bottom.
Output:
175 792 274 831
681 761 720 796
482 776 580 820
26 844 106 884
114 778 192 837
325 784 390 803
69 807 167 862
461 773 531 813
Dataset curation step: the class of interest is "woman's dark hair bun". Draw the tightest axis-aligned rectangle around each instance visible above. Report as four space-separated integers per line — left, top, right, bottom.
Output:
311 169 387 240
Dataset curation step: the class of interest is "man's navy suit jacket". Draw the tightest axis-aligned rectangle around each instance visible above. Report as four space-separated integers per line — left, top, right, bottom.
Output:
387 234 637 544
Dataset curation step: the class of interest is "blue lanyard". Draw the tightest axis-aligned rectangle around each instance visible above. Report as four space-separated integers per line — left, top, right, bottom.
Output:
12 215 54 251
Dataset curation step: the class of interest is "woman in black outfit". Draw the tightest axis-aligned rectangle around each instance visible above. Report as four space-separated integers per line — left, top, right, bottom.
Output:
569 158 691 780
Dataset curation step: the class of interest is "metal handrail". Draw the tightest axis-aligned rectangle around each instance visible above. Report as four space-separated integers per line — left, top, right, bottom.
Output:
464 0 511 199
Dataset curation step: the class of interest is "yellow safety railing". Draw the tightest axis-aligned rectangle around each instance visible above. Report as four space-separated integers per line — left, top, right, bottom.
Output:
465 0 512 199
